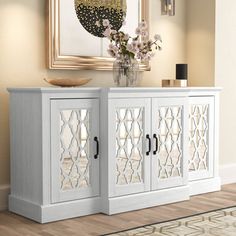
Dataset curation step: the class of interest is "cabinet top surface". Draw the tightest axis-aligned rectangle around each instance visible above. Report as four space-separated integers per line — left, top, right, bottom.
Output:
8 87 222 94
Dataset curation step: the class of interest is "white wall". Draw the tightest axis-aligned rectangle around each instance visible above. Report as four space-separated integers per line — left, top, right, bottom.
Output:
144 0 187 86
186 0 215 86
215 0 236 166
0 0 187 208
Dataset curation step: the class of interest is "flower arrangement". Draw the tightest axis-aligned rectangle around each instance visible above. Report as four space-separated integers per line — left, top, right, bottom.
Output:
101 19 162 62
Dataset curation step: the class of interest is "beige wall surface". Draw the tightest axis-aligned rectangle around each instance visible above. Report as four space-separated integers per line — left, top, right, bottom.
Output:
186 0 215 86
215 0 236 165
0 0 187 186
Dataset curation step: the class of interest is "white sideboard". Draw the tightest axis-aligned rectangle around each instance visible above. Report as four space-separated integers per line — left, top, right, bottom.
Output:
8 87 221 223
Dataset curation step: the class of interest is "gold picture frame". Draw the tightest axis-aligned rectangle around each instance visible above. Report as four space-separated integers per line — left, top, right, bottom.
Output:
48 0 150 70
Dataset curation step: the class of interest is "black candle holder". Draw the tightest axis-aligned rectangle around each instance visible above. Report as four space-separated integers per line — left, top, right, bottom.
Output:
176 64 188 80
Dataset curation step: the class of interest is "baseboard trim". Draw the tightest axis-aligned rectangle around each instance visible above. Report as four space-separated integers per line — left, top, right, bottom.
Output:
189 177 221 196
9 195 101 223
105 186 190 215
220 164 236 185
0 185 10 211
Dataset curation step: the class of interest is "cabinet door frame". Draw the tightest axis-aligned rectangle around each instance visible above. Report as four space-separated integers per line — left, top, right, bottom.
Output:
188 96 214 181
151 97 189 190
108 98 151 197
51 98 99 203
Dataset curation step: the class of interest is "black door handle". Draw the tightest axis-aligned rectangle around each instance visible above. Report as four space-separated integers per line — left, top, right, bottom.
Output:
153 134 158 155
146 134 151 156
94 137 99 159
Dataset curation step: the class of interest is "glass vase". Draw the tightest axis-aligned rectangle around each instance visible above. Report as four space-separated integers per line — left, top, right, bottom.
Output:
113 56 139 87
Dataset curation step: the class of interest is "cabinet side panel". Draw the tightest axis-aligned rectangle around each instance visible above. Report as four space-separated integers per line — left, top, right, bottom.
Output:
100 92 109 212
9 92 43 204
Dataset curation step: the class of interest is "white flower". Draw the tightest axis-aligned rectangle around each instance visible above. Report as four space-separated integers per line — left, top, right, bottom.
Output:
154 34 162 41
103 19 110 27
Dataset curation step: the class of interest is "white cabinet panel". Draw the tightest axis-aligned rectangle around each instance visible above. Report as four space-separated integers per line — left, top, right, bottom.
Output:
108 98 151 197
151 98 188 190
188 97 214 181
51 99 99 203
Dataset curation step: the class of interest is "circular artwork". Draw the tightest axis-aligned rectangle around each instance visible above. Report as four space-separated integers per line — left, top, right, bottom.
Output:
74 0 127 38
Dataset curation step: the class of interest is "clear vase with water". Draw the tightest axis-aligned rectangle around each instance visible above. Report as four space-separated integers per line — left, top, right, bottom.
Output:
113 56 139 87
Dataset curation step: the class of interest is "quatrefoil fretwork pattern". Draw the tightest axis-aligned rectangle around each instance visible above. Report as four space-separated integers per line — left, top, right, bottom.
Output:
59 109 90 191
189 104 209 172
115 108 144 185
158 106 183 179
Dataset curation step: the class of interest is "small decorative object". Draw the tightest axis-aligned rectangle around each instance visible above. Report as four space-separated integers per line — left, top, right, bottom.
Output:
162 80 187 87
161 0 175 16
103 20 162 87
113 56 139 86
44 78 91 87
162 63 188 87
176 64 188 80
74 0 127 38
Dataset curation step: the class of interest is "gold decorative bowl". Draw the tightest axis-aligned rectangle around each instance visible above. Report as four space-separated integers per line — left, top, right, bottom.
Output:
44 78 91 87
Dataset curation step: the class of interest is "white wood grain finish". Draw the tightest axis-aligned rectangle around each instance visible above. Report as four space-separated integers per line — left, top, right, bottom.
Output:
9 92 43 205
189 177 221 196
106 186 190 215
9 195 101 223
8 87 221 223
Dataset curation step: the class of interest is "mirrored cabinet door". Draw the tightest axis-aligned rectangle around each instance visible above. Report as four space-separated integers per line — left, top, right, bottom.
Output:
188 97 214 181
151 98 188 190
51 99 99 203
108 98 151 197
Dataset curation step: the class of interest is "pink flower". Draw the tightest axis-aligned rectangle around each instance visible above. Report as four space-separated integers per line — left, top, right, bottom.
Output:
111 30 117 35
102 19 161 62
139 21 148 29
141 31 148 38
107 49 116 57
124 34 129 41
103 28 112 37
131 40 138 48
135 27 142 35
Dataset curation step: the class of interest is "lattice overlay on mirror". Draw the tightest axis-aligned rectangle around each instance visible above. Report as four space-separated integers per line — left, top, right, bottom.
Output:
158 106 183 179
115 108 144 185
60 109 90 191
189 104 209 172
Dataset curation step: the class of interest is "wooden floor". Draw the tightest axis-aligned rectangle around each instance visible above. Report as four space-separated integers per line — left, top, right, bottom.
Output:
0 184 236 236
